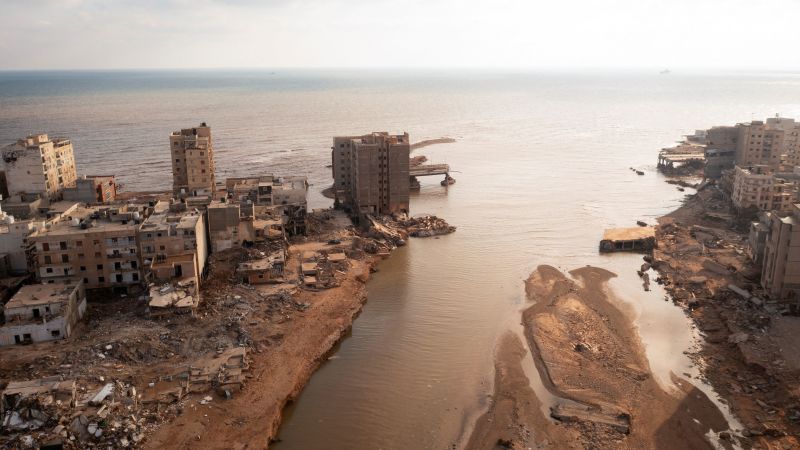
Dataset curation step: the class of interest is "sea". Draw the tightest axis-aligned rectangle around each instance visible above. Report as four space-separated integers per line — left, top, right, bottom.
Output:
2 69 800 449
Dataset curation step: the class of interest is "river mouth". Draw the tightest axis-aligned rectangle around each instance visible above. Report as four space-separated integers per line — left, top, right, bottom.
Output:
275 140 736 449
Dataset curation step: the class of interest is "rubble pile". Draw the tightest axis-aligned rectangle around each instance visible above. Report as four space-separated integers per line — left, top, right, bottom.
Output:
400 215 457 238
652 184 800 446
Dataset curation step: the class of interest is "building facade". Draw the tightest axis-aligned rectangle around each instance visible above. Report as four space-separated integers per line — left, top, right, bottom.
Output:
734 118 800 168
170 123 216 198
761 204 800 300
63 175 117 204
0 281 86 346
28 205 146 291
331 132 410 216
138 205 208 285
1 134 77 201
731 165 798 212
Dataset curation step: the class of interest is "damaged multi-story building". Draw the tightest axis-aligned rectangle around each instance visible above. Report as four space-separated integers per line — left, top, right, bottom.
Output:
225 174 308 236
1 134 78 201
28 205 148 292
63 175 117 204
170 123 216 200
760 203 800 300
332 132 410 217
0 280 86 346
138 202 209 316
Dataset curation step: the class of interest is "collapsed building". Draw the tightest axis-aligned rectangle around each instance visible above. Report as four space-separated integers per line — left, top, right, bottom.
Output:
332 132 410 218
138 202 208 316
225 174 308 236
0 280 86 346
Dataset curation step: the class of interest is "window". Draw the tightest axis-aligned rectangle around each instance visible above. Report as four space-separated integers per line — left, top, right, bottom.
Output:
46 268 53 273
115 274 123 282
98 276 105 283
83 278 89 284
59 242 67 250
80 266 86 271
97 264 103 270
76 240 82 247
61 254 69 263
114 262 121 270
93 240 100 245
132 273 139 281
51 330 60 337
78 253 84 259
44 255 52 264
42 243 49 251
131 261 137 269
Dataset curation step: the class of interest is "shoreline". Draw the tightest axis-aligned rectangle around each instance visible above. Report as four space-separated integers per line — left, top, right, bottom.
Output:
650 183 800 447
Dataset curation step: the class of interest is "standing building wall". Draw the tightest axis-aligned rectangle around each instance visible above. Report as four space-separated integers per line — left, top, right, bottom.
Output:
170 123 216 198
762 204 800 299
1 134 77 201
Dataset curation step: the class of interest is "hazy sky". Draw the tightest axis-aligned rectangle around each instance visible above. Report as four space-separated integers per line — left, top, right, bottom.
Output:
1 0 798 70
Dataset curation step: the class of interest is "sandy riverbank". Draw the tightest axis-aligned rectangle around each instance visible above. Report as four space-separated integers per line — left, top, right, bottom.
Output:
467 265 729 449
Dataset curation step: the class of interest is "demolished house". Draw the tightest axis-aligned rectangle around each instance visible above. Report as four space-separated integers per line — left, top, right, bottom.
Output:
0 281 87 346
237 250 286 284
1 377 76 432
147 279 198 318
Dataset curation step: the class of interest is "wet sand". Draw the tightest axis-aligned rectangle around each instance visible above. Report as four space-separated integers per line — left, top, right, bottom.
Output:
467 265 730 449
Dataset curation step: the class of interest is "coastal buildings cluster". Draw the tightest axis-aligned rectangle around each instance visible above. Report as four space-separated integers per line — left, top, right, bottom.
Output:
0 124 425 347
0 124 318 346
661 115 800 303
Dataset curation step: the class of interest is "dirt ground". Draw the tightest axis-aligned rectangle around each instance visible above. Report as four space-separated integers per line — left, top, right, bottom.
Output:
468 265 730 450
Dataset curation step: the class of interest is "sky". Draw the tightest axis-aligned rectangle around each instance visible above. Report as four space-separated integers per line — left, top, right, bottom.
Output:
1 0 799 71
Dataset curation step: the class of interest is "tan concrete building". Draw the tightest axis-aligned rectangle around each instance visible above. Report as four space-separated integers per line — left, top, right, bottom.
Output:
731 165 798 212
1 134 77 201
138 204 208 285
762 204 800 299
735 117 800 168
332 132 410 217
226 175 308 235
63 175 116 204
0 281 86 346
28 205 147 291
207 201 255 252
170 123 216 198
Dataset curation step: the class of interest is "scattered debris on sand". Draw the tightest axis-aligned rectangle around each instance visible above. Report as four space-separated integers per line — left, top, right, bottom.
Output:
652 183 800 448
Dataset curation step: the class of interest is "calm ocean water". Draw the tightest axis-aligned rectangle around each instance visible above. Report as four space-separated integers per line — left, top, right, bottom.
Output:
3 70 800 448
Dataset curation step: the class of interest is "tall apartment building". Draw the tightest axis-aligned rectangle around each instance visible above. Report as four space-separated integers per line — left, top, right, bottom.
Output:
735 117 800 168
1 134 77 200
29 205 147 291
170 123 216 198
331 132 410 216
731 165 798 212
761 203 800 299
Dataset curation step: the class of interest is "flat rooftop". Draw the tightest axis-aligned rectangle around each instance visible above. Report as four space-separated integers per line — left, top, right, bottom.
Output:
140 210 201 231
5 282 78 309
602 227 656 242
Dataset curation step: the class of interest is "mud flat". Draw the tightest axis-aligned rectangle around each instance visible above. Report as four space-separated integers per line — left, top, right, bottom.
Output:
468 265 729 449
